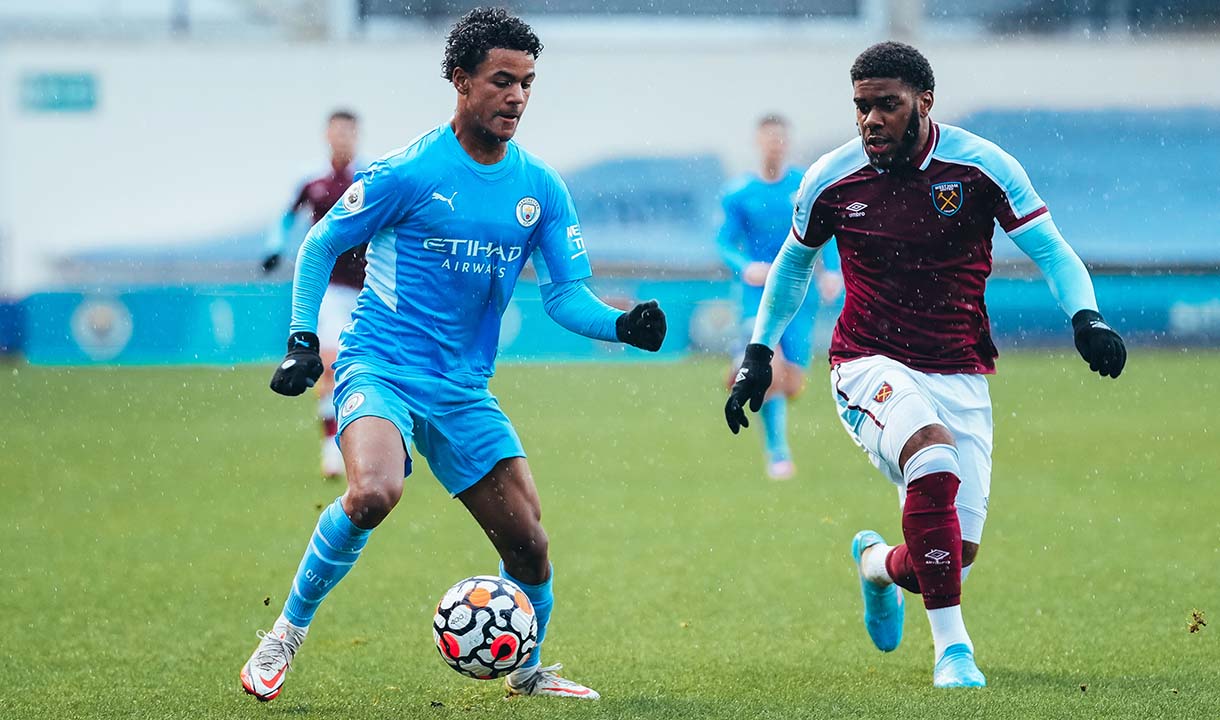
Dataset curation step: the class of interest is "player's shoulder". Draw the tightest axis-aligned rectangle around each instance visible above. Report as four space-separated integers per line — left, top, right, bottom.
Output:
932 123 1027 180
373 124 448 173
512 142 573 196
796 138 870 205
720 172 756 200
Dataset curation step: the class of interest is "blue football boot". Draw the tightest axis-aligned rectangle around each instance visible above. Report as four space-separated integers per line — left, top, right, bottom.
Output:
850 530 904 652
933 643 987 688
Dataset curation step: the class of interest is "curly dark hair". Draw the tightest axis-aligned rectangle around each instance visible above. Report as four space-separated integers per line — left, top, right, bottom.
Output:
850 41 935 92
442 7 543 80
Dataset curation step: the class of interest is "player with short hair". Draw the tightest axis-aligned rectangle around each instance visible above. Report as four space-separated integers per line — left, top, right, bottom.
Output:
240 8 666 702
716 114 842 479
725 41 1125 688
262 109 367 480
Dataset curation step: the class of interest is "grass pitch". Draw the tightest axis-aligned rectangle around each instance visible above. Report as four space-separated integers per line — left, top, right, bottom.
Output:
1 351 1217 719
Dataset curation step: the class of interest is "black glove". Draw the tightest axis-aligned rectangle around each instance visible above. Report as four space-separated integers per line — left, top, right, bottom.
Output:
616 300 667 352
261 253 281 273
724 343 774 434
1072 309 1126 378
269 331 324 396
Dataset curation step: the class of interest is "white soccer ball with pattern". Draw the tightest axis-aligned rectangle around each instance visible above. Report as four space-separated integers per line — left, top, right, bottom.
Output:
432 575 538 679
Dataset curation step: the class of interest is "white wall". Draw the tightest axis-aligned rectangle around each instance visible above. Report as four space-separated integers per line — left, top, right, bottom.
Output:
2 34 1219 293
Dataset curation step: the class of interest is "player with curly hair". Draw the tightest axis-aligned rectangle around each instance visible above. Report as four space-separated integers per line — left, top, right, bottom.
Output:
725 41 1125 688
239 7 666 702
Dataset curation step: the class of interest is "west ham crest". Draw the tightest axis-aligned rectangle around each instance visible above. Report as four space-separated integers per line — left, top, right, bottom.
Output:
931 181 963 217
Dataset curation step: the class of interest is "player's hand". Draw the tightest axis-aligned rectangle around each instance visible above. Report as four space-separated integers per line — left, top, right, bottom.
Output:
725 343 774 434
616 300 667 352
1072 309 1126 378
743 262 770 287
269 331 324 396
261 253 282 273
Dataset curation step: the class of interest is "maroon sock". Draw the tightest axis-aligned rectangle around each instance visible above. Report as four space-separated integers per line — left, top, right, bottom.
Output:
884 543 922 595
896 471 962 610
322 417 338 438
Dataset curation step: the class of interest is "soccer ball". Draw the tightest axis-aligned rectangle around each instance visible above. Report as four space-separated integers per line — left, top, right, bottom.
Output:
433 575 538 679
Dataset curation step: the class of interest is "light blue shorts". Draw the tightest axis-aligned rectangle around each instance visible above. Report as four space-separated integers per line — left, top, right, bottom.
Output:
333 370 525 496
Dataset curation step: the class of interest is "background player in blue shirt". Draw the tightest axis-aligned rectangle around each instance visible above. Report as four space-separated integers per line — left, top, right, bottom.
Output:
239 8 666 703
717 115 842 480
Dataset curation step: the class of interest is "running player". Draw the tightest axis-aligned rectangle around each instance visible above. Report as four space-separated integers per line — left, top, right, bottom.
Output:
240 8 666 702
724 42 1125 688
261 109 367 480
716 114 842 479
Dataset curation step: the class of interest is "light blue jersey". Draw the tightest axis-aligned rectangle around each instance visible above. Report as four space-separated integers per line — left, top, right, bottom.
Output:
291 123 594 388
716 168 840 368
717 169 841 317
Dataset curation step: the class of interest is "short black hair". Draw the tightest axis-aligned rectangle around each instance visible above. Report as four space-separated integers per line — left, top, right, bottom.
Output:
328 109 358 124
758 113 788 129
850 42 935 92
442 7 543 81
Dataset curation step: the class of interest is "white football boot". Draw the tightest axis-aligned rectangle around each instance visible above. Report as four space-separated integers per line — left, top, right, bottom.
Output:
240 616 308 701
505 663 600 700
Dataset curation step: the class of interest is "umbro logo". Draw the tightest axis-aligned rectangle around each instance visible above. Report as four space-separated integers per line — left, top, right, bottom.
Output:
735 368 748 384
846 201 868 218
1090 320 1113 332
432 191 457 211
924 549 951 565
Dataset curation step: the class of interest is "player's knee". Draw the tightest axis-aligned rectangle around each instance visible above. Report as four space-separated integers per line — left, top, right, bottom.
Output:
344 462 403 526
899 425 957 479
962 542 979 567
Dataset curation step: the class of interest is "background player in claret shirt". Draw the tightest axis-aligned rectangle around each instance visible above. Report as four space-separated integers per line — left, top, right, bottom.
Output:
239 8 666 703
725 42 1126 688
261 109 368 480
716 114 842 479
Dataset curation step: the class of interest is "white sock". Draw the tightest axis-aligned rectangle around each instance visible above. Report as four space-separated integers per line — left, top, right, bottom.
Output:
927 605 972 661
318 395 336 423
961 564 973 583
861 544 893 585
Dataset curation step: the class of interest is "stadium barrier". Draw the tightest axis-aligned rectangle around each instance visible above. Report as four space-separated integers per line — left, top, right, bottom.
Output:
17 273 1220 365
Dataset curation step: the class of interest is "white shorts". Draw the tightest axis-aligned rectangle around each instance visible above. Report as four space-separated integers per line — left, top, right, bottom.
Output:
829 355 993 544
318 285 359 351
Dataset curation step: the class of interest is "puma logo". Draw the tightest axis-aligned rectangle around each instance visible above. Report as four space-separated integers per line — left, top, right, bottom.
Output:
431 191 457 211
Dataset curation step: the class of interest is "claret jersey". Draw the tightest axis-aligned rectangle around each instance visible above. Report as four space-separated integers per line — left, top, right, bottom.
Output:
792 122 1050 374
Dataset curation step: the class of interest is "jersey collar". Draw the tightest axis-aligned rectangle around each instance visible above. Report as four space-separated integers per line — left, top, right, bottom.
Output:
912 121 940 172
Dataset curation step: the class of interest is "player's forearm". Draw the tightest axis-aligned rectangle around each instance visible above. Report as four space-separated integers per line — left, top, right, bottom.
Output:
1009 216 1098 317
288 225 344 333
538 279 620 342
750 236 818 347
265 211 297 255
715 231 751 275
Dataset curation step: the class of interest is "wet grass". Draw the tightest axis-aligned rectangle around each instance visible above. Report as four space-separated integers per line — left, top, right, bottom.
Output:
1 351 1217 719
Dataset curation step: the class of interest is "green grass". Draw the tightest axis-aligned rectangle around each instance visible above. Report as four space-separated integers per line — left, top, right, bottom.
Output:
1 351 1217 719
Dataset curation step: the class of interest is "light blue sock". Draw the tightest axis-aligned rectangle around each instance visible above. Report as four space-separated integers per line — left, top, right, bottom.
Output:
282 498 372 627
760 396 790 462
500 562 553 670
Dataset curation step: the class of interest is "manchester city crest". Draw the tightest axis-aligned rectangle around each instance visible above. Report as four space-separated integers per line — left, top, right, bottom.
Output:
516 197 541 227
931 181 963 216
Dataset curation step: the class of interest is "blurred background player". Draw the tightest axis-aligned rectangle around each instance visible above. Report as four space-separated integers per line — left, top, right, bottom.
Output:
716 115 842 480
261 109 367 480
726 42 1125 688
240 8 667 703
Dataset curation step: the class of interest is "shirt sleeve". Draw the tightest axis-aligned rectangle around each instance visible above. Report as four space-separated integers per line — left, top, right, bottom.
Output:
1008 215 1098 317
538 279 621 342
532 171 593 286
791 166 835 248
289 160 411 333
715 193 751 275
982 143 1051 235
265 182 310 255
